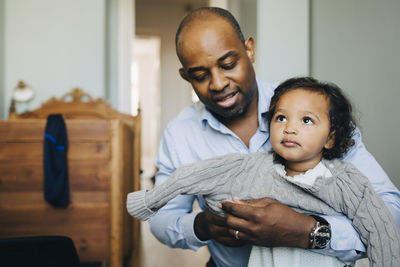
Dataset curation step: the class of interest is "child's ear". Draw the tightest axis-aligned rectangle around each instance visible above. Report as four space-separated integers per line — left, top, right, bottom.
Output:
324 131 335 150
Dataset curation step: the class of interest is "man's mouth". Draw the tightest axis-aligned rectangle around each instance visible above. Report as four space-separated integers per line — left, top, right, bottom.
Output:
215 92 239 108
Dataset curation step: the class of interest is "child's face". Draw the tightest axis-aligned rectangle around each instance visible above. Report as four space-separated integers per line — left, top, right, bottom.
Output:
270 89 334 173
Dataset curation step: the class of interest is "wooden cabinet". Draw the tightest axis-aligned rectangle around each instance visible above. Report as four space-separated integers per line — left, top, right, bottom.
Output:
1 89 141 267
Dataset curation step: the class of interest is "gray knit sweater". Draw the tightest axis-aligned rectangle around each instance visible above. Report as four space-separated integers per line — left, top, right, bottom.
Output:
127 151 400 267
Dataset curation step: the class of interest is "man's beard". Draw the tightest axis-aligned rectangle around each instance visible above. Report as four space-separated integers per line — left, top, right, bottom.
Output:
207 103 247 120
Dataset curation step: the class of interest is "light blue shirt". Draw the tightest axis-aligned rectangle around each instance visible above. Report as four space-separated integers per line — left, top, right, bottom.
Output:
150 79 400 267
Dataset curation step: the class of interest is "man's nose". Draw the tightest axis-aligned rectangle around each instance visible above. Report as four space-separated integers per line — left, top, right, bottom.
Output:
209 69 229 91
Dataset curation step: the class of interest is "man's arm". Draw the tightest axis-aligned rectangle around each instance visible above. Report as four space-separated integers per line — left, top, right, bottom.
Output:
148 127 208 250
220 199 366 262
221 197 315 248
343 129 400 230
150 168 244 249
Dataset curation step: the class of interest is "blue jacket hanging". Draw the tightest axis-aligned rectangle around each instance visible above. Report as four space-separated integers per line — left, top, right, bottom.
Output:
43 114 70 207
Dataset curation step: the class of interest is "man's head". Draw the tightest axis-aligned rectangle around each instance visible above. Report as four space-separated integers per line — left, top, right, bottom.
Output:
175 7 258 120
175 7 245 60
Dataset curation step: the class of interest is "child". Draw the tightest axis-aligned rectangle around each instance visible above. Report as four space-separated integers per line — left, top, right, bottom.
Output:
127 77 400 267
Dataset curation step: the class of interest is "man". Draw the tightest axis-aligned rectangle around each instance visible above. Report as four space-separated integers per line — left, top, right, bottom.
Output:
149 7 400 267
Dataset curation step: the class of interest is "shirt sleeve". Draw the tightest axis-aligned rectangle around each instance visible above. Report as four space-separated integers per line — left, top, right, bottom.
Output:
148 126 209 250
317 128 400 261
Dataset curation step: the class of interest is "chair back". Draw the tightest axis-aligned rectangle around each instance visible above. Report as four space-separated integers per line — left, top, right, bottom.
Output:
0 236 81 267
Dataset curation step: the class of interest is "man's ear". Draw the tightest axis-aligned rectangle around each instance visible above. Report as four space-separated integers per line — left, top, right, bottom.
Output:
245 37 255 63
179 68 189 81
324 131 335 150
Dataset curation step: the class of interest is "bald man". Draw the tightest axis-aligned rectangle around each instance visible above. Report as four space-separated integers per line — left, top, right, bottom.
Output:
149 7 400 267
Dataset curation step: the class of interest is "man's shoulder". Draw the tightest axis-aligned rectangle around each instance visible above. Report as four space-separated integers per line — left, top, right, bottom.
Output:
256 79 278 106
258 79 278 88
176 101 204 120
257 79 278 93
165 102 205 133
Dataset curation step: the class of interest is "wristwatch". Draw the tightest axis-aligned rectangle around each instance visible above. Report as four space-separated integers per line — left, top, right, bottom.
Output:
308 215 331 249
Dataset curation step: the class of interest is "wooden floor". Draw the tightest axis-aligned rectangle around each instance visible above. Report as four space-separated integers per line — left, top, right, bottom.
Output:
139 221 210 267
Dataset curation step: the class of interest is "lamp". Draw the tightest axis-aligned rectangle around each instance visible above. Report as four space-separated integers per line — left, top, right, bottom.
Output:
12 80 34 102
9 80 35 116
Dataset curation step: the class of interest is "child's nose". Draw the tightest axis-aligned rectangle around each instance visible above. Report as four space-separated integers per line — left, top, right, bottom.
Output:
284 122 297 134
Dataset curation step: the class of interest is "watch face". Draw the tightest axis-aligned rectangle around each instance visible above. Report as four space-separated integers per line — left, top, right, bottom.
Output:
315 225 331 248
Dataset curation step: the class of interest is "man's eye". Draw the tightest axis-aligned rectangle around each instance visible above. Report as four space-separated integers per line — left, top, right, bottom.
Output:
221 61 237 70
190 73 208 82
303 117 314 124
275 115 286 122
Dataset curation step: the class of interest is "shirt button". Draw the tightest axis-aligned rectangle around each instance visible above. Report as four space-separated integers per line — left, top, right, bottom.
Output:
329 249 335 253
329 164 334 168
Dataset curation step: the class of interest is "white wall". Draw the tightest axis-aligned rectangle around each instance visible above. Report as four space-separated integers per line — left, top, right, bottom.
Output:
226 0 257 43
0 0 4 118
311 0 400 188
256 0 310 83
2 0 106 115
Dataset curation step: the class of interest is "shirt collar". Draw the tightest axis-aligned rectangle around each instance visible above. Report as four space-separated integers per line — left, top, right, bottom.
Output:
201 108 232 134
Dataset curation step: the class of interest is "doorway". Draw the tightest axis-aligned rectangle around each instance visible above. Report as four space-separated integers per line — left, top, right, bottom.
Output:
132 35 161 182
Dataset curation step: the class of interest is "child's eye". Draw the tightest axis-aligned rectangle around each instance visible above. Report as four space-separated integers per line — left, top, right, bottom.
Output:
275 115 286 122
303 117 314 124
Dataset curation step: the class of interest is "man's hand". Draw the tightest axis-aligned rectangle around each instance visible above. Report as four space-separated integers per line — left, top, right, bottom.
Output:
220 197 315 248
194 208 246 247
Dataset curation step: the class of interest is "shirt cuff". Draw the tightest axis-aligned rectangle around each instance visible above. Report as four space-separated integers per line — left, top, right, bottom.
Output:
180 210 209 250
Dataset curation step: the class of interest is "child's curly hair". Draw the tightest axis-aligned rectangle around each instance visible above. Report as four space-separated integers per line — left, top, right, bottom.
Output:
266 77 356 160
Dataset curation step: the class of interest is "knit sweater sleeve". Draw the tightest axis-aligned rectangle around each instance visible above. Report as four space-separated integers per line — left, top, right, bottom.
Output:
302 160 400 267
126 153 247 220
